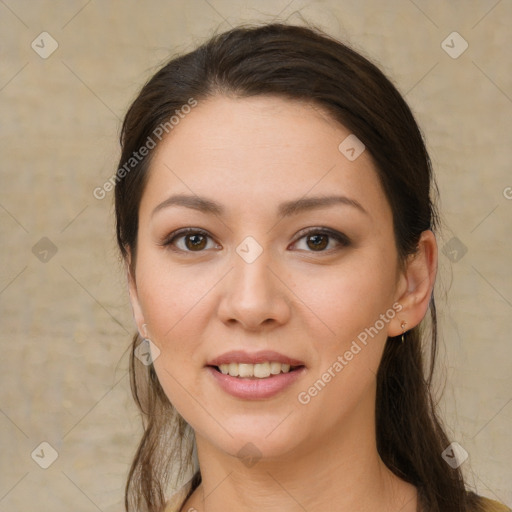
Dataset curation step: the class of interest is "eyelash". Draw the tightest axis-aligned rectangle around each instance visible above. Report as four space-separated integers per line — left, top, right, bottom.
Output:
160 227 351 254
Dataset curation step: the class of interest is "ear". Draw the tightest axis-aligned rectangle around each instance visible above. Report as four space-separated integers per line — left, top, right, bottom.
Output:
388 230 438 337
125 249 148 339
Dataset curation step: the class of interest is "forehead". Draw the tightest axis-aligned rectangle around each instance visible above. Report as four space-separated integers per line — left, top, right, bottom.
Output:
139 95 391 223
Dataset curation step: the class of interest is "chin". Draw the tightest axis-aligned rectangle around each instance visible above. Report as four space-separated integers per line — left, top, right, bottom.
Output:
199 417 307 463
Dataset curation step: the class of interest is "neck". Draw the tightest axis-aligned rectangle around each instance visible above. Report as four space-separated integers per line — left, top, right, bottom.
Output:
183 395 417 511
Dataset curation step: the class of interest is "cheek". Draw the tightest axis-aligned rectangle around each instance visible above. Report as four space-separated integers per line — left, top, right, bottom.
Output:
137 263 212 411
291 267 394 416
290 255 398 402
290 257 396 342
136 251 213 337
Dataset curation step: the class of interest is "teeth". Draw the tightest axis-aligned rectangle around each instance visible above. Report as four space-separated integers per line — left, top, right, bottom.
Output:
270 362 282 375
218 362 295 378
253 362 270 378
228 362 238 377
238 363 253 378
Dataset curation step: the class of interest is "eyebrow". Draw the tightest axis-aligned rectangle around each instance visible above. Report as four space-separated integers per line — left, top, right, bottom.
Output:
151 193 369 219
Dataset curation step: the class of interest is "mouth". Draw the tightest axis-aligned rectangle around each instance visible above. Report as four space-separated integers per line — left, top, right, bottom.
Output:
208 362 305 379
206 351 306 397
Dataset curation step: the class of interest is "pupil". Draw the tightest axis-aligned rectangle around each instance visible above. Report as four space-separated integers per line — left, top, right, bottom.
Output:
308 234 327 251
187 234 206 250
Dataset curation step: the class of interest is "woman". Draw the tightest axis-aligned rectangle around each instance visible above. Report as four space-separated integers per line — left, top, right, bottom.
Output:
114 22 510 512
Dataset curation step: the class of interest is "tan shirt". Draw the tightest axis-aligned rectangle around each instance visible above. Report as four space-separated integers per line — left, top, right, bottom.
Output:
163 480 511 512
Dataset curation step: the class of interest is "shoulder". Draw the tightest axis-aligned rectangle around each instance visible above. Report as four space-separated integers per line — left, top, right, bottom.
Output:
163 485 511 512
163 479 193 512
163 486 511 512
468 492 511 512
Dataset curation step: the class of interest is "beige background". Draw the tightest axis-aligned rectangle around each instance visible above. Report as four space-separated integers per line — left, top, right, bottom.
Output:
1 1 511 510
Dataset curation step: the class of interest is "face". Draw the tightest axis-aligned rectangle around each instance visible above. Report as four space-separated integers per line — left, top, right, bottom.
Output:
127 95 418 461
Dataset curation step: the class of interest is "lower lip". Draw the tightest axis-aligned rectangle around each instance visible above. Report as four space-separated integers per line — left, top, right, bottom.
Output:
206 366 306 400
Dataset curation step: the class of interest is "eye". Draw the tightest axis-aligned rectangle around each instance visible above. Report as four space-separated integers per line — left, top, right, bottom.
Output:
291 228 350 252
161 228 219 252
160 227 350 254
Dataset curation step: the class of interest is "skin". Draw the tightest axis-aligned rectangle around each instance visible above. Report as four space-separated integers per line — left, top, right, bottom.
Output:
127 95 437 512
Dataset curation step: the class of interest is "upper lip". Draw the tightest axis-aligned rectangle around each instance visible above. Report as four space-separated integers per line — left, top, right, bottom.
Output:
207 350 305 367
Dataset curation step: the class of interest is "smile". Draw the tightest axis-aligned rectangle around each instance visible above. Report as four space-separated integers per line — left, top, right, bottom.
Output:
214 362 301 378
207 365 306 400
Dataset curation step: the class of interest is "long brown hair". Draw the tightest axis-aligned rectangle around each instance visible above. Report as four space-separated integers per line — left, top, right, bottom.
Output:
115 22 483 512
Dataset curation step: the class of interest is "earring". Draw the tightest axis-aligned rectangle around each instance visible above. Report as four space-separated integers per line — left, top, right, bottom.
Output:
400 321 407 344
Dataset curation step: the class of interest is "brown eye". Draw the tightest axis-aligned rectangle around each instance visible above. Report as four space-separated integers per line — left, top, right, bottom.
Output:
292 228 350 253
184 233 207 251
162 228 217 252
306 233 329 251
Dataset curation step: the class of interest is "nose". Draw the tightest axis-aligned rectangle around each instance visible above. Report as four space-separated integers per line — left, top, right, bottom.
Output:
216 247 292 332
